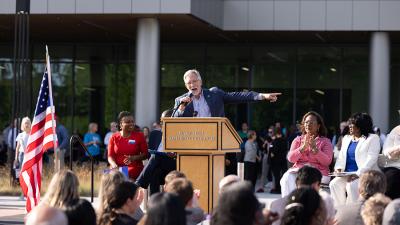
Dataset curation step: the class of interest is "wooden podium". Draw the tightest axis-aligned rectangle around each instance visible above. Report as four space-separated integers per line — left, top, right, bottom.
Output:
161 117 242 212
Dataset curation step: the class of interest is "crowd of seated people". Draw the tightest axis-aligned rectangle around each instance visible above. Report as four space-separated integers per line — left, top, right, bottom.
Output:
25 110 400 225
27 166 400 225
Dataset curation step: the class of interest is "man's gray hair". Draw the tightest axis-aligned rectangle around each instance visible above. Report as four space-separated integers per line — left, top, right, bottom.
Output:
183 69 202 82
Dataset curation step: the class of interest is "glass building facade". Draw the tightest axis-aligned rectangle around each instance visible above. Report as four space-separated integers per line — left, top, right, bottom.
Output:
1 43 399 136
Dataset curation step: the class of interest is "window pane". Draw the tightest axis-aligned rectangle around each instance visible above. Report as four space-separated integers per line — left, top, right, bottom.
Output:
296 63 341 129
252 63 294 131
0 62 13 128
74 63 90 135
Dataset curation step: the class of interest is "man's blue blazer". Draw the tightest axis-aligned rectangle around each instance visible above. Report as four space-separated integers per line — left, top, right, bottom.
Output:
173 87 260 117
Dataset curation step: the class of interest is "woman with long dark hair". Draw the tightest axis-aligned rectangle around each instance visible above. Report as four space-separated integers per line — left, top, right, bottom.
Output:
98 181 143 225
139 192 186 225
281 187 327 225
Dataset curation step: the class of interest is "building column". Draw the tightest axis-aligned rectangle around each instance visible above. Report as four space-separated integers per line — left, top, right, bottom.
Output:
369 32 390 133
135 18 160 128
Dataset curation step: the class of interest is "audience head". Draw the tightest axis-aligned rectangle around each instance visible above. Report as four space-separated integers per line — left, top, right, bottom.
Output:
341 125 350 136
152 122 161 130
241 122 249 131
117 111 134 131
98 170 126 215
218 174 240 193
144 192 186 225
382 199 400 225
142 126 150 137
26 205 68 225
164 170 186 187
110 181 142 213
359 170 387 200
348 112 374 137
340 121 348 133
20 116 31 133
211 181 262 225
384 169 400 199
373 126 381 136
300 111 327 137
64 199 96 225
281 187 326 225
88 122 98 133
161 109 173 119
361 193 391 225
98 181 142 225
164 178 193 206
247 130 257 140
43 170 79 209
295 165 322 190
109 122 118 132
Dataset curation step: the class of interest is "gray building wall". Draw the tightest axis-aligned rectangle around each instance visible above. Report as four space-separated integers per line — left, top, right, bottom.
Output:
1 0 192 14
2 0 400 31
222 0 400 31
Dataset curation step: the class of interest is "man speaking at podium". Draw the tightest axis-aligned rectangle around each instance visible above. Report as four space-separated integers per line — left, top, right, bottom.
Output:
137 69 281 195
173 69 281 179
173 69 281 117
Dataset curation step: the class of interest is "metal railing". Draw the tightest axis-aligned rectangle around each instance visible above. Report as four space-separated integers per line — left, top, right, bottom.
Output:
69 135 94 203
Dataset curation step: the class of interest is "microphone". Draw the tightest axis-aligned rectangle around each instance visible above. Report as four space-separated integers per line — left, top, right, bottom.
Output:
171 92 193 117
180 92 193 106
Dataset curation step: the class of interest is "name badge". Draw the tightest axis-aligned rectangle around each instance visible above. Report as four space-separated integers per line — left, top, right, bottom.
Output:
128 140 136 145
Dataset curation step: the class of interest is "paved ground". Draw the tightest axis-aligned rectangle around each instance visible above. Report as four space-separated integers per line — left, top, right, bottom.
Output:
0 196 101 225
0 196 25 225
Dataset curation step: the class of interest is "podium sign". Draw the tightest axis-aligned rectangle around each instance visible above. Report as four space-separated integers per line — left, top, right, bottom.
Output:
162 117 242 212
163 117 242 153
164 122 218 151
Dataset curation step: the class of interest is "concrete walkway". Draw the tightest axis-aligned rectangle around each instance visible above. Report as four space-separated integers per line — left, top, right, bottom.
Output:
0 196 25 225
0 196 100 225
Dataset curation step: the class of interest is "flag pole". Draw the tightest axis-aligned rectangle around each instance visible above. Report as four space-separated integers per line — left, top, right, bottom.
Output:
45 45 59 171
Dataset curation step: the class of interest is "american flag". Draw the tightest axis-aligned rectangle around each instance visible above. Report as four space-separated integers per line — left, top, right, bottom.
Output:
19 59 58 212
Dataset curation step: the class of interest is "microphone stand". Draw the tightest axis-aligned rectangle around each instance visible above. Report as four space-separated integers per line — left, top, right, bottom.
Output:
171 102 184 118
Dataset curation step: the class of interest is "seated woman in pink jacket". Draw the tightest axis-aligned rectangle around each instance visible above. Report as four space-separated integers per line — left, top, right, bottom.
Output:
280 111 333 197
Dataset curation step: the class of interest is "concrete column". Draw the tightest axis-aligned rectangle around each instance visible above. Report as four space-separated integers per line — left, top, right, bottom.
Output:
135 18 160 128
369 32 390 133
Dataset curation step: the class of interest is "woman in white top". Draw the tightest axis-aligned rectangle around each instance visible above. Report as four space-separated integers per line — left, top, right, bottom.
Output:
14 117 31 169
329 112 380 207
382 125 400 199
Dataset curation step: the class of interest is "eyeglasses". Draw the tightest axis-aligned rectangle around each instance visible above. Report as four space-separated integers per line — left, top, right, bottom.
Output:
185 79 199 85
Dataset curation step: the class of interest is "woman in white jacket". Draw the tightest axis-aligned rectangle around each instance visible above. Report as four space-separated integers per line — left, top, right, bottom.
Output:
329 112 380 207
381 125 400 199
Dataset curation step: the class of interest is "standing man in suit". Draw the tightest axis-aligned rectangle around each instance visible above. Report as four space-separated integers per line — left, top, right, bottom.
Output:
174 69 281 118
147 122 162 153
